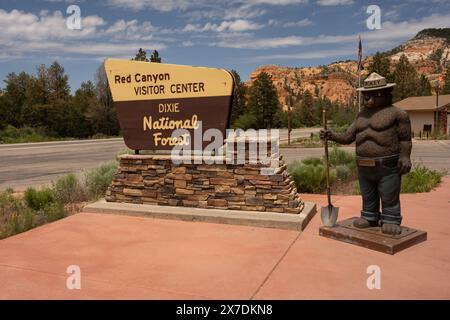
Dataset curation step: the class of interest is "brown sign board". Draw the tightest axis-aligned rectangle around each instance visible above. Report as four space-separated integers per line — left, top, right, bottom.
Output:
104 59 234 150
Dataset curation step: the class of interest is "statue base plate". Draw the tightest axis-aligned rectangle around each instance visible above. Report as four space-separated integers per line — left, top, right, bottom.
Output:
319 217 427 255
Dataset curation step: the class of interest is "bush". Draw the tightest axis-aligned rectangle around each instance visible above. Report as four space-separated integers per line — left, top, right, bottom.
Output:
336 164 351 181
53 173 86 205
328 146 356 169
288 159 336 193
401 165 444 193
232 113 257 130
85 162 118 200
0 125 51 143
0 191 34 239
301 157 323 166
24 187 56 211
42 202 66 222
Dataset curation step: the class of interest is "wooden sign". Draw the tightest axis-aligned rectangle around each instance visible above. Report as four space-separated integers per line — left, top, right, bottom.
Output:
104 59 234 150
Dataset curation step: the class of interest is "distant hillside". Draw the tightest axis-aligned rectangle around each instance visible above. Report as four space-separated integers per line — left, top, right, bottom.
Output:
248 28 450 107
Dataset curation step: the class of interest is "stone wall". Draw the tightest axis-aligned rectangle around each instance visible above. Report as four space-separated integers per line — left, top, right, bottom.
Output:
106 154 304 214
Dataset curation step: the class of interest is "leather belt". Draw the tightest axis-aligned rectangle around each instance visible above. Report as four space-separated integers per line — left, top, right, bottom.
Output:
356 154 399 167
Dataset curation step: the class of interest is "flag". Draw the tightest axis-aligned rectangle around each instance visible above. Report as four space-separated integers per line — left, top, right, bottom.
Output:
358 36 362 70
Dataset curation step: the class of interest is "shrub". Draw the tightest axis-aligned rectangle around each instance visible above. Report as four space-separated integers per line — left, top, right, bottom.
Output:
401 165 444 193
42 202 66 222
336 164 351 181
24 187 56 211
85 161 118 200
0 125 50 143
328 146 356 169
232 113 257 130
288 159 336 193
53 173 86 205
301 157 323 166
352 180 361 195
0 191 34 239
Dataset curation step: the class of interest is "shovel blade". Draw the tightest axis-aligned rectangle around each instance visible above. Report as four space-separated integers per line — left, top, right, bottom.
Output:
321 205 339 227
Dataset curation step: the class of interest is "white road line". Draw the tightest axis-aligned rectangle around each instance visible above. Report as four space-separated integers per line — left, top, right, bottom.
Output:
0 140 125 152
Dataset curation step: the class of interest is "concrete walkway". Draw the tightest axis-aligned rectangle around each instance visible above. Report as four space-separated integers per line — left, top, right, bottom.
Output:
0 178 449 299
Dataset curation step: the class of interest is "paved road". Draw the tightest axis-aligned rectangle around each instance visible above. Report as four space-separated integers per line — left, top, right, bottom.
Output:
1 132 448 191
281 140 450 173
0 128 319 191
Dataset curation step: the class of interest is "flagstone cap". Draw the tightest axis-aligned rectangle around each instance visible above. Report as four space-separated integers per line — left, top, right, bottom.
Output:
357 72 396 92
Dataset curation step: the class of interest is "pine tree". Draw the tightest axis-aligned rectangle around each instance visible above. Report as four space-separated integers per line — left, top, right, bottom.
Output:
442 65 450 94
298 90 316 127
47 61 70 101
368 52 393 82
132 48 149 62
247 72 280 129
392 55 421 101
1 72 33 127
150 50 162 63
418 74 432 96
229 70 247 126
85 64 120 136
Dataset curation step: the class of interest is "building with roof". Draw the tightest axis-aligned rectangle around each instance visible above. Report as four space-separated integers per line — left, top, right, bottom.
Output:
393 94 450 135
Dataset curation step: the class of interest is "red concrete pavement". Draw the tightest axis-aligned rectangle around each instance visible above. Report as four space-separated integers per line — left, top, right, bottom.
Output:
1 178 449 299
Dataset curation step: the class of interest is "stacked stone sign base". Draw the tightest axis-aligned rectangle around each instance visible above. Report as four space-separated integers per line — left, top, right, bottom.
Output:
106 154 304 214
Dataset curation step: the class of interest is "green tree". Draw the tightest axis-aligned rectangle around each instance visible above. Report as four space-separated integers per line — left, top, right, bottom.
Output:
247 72 280 129
132 48 149 62
367 52 393 82
418 74 432 96
1 72 33 127
70 80 96 137
85 64 120 136
298 90 316 127
442 65 450 94
47 61 70 101
150 50 162 63
229 70 247 126
392 55 421 102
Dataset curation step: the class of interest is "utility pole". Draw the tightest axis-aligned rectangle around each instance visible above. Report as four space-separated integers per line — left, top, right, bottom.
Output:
288 105 292 145
433 81 440 133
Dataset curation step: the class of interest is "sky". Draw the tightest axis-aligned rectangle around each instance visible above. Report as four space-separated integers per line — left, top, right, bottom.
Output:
0 0 449 92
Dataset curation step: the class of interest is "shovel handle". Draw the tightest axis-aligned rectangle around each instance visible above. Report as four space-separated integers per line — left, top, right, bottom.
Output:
323 109 332 206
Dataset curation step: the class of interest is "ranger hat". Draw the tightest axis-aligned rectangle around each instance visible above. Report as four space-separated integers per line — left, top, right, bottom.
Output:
356 72 396 92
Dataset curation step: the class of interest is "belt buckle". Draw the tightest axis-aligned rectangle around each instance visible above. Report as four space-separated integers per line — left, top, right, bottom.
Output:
357 159 376 167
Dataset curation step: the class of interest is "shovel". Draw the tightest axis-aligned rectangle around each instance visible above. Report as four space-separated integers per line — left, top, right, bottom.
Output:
321 109 339 227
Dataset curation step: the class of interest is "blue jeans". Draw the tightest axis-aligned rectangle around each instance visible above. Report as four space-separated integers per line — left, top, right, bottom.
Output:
357 161 402 225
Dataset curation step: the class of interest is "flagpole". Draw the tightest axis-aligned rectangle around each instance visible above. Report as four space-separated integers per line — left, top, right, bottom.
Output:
358 65 361 112
358 35 362 112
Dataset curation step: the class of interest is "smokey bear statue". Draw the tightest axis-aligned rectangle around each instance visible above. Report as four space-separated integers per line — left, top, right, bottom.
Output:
320 73 412 235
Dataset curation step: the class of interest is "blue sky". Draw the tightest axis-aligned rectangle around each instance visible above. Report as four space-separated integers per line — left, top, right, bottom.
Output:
1 0 449 92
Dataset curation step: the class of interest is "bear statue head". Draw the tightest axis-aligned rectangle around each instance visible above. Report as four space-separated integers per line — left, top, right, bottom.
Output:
357 73 396 109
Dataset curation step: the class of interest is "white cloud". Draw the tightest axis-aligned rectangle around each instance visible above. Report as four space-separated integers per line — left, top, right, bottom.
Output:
253 48 356 61
104 19 157 40
215 12 450 49
283 18 313 27
248 0 308 4
317 0 354 6
107 0 308 14
182 41 194 47
215 35 305 49
106 0 194 11
183 19 263 33
0 9 166 60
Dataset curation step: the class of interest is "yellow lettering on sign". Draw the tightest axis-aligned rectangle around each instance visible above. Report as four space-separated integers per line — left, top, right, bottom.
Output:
142 115 199 131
